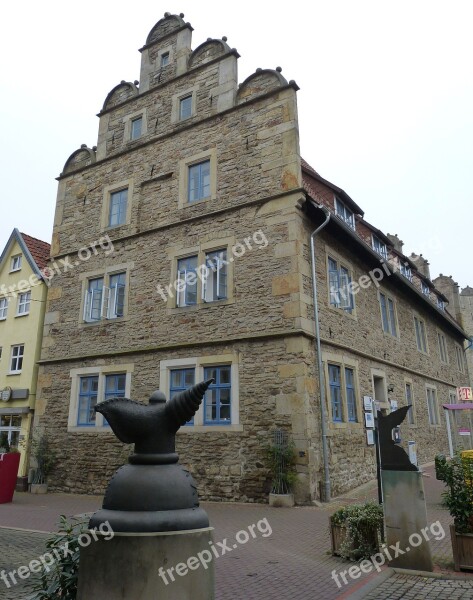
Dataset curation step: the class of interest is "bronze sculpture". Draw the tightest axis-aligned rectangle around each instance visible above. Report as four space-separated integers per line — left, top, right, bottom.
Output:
89 379 214 532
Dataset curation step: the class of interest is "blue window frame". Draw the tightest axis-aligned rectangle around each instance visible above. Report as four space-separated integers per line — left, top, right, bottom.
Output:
345 367 357 422
179 95 192 120
170 368 196 425
105 374 126 400
328 364 342 422
188 161 210 202
203 366 231 425
328 257 353 312
109 189 128 227
177 256 198 306
78 376 99 426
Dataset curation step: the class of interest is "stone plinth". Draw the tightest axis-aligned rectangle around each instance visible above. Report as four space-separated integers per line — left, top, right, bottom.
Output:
77 528 214 600
381 470 433 571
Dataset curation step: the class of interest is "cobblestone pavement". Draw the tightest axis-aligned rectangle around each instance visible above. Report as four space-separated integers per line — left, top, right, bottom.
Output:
361 572 473 599
0 529 48 600
0 464 472 599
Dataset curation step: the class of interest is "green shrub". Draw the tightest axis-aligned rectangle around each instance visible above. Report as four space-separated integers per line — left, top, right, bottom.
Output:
331 501 384 560
27 515 88 600
435 453 473 534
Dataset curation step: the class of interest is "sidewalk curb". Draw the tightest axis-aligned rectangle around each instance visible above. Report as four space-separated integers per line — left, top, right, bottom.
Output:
0 525 50 534
343 567 394 599
392 567 473 580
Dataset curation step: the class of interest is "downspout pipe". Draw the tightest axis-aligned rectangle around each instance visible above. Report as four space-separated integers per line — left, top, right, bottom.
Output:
310 206 331 502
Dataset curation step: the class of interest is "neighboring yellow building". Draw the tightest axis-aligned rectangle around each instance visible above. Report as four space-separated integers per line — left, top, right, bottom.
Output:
0 229 50 487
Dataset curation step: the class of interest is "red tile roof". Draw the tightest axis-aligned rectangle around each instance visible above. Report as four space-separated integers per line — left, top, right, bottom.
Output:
21 233 51 271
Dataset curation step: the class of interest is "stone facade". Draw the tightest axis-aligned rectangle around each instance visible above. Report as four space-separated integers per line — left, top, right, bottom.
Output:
36 13 469 503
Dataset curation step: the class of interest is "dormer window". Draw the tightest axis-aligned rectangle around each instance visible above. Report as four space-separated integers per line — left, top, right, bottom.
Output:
10 255 22 272
372 235 387 259
400 262 412 282
421 281 430 297
437 297 446 311
334 197 355 230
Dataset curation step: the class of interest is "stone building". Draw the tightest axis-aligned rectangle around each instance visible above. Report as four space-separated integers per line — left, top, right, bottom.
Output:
36 13 469 502
0 229 50 487
432 276 473 386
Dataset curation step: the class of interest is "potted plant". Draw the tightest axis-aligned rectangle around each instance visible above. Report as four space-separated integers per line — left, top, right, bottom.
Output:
330 502 384 560
0 433 21 504
30 433 57 494
265 429 297 507
435 453 473 571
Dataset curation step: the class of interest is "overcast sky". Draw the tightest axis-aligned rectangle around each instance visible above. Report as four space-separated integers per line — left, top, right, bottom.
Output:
1 1 471 288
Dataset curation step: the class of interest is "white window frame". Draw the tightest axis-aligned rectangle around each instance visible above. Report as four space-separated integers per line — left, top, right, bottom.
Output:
101 179 134 230
10 344 24 374
0 297 8 320
68 364 134 432
334 197 355 229
159 355 241 432
437 297 446 311
17 291 31 316
421 281 430 297
426 386 439 426
80 264 133 324
178 149 217 208
10 255 22 272
372 235 388 259
400 262 413 282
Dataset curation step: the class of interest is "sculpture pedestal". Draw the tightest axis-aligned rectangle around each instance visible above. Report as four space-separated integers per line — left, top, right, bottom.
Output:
77 527 214 600
381 470 433 571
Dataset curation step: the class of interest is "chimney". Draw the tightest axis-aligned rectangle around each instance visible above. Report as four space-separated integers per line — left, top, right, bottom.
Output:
432 274 461 322
386 233 403 254
410 253 431 279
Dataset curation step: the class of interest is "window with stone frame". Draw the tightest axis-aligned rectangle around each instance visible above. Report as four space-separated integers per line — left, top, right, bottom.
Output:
159 356 239 429
426 387 439 426
414 316 428 353
188 161 210 202
405 382 415 425
327 362 359 423
379 292 397 337
83 272 127 323
328 256 354 313
437 332 448 364
455 344 466 373
108 189 128 227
